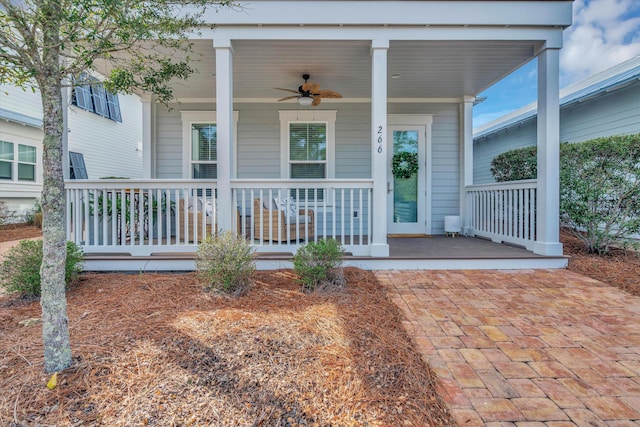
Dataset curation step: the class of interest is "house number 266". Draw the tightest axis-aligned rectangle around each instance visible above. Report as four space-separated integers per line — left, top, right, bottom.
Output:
376 126 383 153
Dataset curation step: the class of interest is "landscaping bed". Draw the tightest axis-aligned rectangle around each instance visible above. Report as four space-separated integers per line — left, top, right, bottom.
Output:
0 268 453 426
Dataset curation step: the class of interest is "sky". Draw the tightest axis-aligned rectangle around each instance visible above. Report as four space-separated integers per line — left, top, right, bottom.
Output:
473 0 640 128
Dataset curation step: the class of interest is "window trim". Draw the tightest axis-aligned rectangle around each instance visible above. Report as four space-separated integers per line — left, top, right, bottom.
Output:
279 110 336 180
180 111 239 179
0 140 40 183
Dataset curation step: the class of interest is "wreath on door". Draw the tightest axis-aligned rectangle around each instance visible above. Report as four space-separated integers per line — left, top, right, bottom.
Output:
392 152 419 179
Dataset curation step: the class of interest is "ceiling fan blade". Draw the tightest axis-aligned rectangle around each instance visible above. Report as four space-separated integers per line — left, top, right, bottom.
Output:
316 89 342 99
277 95 299 102
301 82 321 93
311 96 322 107
274 87 300 94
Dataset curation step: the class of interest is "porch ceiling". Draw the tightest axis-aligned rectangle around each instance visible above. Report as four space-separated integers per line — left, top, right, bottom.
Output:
171 39 537 101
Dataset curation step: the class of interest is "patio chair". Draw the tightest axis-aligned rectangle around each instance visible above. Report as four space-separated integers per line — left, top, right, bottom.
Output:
253 197 314 242
178 197 214 242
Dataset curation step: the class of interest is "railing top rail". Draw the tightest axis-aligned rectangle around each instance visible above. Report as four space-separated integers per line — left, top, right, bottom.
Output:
466 179 537 191
231 178 374 189
64 179 218 190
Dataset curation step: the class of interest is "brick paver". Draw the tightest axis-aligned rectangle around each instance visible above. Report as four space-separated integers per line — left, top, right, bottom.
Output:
377 269 640 425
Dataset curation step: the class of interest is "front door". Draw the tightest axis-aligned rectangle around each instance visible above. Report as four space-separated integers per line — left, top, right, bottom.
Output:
387 126 426 234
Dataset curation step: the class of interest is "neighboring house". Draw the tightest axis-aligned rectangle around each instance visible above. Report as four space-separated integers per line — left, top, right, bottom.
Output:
64 0 573 271
473 55 640 184
0 77 144 219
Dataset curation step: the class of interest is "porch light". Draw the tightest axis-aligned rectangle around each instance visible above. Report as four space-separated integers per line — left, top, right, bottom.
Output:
298 96 313 107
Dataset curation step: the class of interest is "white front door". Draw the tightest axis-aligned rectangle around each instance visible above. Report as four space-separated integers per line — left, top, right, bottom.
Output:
387 125 426 234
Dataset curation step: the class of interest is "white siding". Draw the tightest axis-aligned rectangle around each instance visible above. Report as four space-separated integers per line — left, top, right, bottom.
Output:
154 102 461 234
473 82 640 184
0 84 42 118
68 92 143 179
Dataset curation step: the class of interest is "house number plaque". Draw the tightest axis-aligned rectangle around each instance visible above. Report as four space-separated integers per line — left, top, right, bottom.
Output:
376 125 383 153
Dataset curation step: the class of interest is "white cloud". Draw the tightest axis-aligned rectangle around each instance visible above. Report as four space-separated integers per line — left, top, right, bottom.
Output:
561 0 640 85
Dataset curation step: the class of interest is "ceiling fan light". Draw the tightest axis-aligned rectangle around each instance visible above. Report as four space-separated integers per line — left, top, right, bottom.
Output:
298 96 313 106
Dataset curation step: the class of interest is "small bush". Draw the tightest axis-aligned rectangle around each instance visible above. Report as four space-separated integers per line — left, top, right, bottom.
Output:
490 145 537 182
293 238 345 292
196 231 255 295
0 240 84 296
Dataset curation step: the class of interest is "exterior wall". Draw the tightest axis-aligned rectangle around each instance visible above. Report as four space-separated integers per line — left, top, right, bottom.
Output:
473 82 640 184
153 101 460 234
0 84 43 218
0 83 42 118
67 92 144 179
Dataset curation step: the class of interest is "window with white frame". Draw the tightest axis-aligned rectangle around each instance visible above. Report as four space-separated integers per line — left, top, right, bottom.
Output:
279 110 336 200
191 123 217 179
0 141 36 182
181 111 239 180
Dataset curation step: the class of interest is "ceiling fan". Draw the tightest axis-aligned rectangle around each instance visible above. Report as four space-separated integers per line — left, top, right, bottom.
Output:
275 74 342 106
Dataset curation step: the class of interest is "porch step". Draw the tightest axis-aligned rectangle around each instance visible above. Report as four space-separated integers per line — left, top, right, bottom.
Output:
82 252 568 272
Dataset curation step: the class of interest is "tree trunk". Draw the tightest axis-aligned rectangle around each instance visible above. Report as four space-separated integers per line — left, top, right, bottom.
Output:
39 1 71 373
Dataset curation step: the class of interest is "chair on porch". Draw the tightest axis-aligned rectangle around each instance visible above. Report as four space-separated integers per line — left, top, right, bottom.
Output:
253 197 314 242
178 197 243 242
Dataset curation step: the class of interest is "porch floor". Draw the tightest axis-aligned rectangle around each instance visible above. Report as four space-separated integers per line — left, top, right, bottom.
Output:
82 235 568 271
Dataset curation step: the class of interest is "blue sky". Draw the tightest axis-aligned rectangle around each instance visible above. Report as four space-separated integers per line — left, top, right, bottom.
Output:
473 0 640 128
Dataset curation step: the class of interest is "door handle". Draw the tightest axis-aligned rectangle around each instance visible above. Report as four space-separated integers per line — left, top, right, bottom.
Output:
387 182 392 194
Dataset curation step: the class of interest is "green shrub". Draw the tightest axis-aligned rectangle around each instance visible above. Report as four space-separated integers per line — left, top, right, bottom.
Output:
0 240 84 296
490 145 537 182
196 231 255 295
293 238 345 292
559 134 640 254
490 134 640 254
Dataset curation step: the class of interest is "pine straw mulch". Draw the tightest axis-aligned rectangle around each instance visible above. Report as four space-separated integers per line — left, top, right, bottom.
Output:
0 223 42 243
562 230 640 297
0 268 453 427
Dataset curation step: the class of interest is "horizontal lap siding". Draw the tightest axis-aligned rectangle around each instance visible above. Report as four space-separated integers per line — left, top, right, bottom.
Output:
67 92 143 179
561 85 640 142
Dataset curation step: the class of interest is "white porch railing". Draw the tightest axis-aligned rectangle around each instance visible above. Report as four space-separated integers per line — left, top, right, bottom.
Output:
233 179 373 256
65 179 373 256
466 180 537 251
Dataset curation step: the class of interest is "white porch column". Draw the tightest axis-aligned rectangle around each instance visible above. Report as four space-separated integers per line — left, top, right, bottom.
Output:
460 96 475 234
214 38 234 231
62 84 70 180
534 47 563 256
371 40 389 257
141 96 153 178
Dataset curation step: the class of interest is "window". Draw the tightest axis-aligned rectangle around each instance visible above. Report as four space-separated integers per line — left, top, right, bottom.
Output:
191 124 217 179
72 73 122 122
279 110 336 200
289 123 327 179
0 141 37 182
69 152 88 179
0 141 13 180
181 111 239 179
18 145 36 181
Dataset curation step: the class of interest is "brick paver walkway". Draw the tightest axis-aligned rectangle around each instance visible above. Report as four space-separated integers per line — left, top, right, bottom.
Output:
376 269 640 426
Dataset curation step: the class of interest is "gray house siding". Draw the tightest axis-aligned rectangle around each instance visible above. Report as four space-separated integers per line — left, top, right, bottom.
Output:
154 102 460 234
473 82 640 184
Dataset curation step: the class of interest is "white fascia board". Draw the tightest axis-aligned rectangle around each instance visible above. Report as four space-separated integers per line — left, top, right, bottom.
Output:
198 26 564 46
204 1 572 27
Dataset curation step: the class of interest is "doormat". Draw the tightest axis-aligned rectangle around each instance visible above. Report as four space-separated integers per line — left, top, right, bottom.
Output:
387 234 432 238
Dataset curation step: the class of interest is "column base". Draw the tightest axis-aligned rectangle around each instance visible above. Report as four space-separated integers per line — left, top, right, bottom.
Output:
370 243 390 257
533 241 563 256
